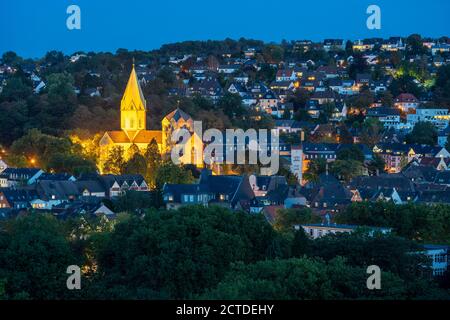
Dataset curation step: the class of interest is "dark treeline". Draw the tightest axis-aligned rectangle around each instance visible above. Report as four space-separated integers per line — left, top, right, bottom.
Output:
0 204 449 300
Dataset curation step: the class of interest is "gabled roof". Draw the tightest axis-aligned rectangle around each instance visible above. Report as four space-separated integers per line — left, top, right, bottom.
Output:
36 180 80 200
434 171 450 185
103 130 162 144
402 165 438 183
164 108 192 122
395 93 418 103
350 173 415 192
0 168 42 180
0 188 38 203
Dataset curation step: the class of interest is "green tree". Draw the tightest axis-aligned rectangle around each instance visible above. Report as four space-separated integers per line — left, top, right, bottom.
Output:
367 154 386 175
103 146 125 175
336 145 365 162
144 139 162 188
360 117 384 147
381 91 394 107
0 100 29 145
47 153 97 176
274 208 321 233
155 161 194 189
123 152 147 176
218 92 246 119
0 215 80 300
10 129 72 169
406 121 438 146
303 158 327 182
200 257 415 300
434 64 450 108
330 159 365 182
91 206 277 299
0 77 33 102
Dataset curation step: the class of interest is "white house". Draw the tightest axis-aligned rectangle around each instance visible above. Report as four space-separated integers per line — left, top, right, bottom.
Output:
407 108 450 131
431 44 450 56
297 223 392 239
218 64 240 74
0 159 7 173
421 245 449 277
394 93 419 113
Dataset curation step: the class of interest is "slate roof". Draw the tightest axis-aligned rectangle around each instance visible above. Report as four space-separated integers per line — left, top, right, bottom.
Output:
0 188 38 204
104 130 162 144
38 173 75 181
434 171 450 185
350 173 416 193
367 107 400 117
36 181 80 200
302 173 352 206
164 108 192 122
0 168 42 180
402 165 438 183
163 169 254 207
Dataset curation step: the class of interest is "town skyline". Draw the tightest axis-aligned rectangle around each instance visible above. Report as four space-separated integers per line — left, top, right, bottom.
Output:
1 0 450 58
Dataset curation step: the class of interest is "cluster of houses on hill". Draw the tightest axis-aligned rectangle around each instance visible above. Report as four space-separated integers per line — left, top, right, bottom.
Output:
0 166 149 218
161 161 450 216
4 37 448 122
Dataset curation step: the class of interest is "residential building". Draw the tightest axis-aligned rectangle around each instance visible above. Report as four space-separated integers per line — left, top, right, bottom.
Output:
0 168 44 188
298 223 391 239
407 108 450 131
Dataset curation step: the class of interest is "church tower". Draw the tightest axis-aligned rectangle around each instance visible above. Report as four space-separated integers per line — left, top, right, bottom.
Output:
121 63 147 141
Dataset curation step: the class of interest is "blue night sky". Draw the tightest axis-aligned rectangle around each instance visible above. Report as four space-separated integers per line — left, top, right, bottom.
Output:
0 0 449 58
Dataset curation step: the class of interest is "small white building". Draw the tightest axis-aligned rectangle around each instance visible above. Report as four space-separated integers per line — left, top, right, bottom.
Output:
0 159 7 173
407 108 450 131
297 223 392 239
422 245 449 277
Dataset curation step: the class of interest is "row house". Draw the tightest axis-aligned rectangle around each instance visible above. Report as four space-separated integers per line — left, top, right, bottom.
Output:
0 168 44 188
328 79 359 95
258 91 279 111
275 69 297 82
0 188 38 210
349 173 417 204
323 39 345 52
353 40 375 52
394 93 420 113
299 223 391 239
218 64 240 74
431 44 450 56
162 169 254 210
373 143 450 173
406 107 450 131
381 37 405 51
299 173 352 215
366 107 405 130
188 79 223 102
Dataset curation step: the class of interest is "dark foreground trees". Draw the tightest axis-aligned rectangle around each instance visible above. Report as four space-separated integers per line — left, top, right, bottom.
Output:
0 205 449 300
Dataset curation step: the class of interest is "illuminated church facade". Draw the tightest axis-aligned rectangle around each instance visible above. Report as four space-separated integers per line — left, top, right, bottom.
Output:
99 64 203 171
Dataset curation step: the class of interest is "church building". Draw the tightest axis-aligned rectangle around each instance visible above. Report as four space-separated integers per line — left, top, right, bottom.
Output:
99 64 203 171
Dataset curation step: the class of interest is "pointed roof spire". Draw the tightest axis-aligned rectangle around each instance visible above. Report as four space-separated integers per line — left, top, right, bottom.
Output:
121 63 146 111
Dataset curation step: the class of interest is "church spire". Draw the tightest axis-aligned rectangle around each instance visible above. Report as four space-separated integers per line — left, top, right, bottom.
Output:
120 63 147 138
121 63 146 111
